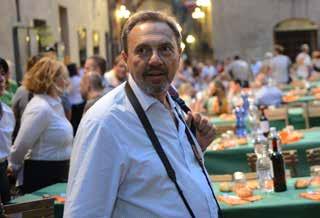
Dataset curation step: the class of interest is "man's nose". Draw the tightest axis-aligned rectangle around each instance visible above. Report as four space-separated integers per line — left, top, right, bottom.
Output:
148 50 162 66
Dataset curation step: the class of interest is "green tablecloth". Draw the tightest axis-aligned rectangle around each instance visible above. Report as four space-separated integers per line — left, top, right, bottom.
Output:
205 129 320 176
214 177 320 218
12 183 65 218
12 178 320 218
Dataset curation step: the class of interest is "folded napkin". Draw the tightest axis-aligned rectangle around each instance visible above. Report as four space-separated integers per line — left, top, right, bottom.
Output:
300 191 320 201
218 195 262 206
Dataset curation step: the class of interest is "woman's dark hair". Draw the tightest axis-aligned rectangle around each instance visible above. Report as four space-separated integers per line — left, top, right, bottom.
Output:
67 63 78 77
0 58 9 74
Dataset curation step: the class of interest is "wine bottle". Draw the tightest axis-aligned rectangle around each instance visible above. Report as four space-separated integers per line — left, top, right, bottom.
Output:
259 106 270 138
269 127 287 192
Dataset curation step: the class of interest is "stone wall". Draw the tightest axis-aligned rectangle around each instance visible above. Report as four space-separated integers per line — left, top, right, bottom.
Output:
212 0 320 61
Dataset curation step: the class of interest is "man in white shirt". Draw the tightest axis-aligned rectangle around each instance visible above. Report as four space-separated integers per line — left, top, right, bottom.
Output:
64 11 220 218
228 55 251 86
270 45 291 84
295 44 312 79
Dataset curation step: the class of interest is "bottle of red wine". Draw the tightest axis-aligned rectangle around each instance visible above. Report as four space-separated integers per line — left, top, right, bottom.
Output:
259 106 270 138
269 127 287 192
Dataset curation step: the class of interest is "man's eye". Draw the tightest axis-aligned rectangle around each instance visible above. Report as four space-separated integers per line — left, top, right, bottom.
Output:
137 47 149 55
160 46 173 54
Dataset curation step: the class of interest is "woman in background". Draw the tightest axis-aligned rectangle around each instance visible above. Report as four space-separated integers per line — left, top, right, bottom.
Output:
9 57 73 193
0 58 14 203
205 80 229 115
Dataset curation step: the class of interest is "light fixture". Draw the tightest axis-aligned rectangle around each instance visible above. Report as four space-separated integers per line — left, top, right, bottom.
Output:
192 7 205 19
196 0 211 7
186 35 195 44
36 34 40 41
26 35 30 42
117 5 131 19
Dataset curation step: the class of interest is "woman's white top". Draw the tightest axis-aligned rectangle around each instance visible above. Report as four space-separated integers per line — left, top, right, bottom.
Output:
0 102 15 161
10 94 73 170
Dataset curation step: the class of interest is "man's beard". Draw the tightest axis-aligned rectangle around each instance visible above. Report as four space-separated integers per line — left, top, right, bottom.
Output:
139 67 170 95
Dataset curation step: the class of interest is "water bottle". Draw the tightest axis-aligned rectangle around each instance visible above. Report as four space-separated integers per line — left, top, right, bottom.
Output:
254 129 273 192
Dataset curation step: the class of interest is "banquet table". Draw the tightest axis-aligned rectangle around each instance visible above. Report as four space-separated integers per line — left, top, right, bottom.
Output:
213 177 320 218
205 128 320 176
12 178 320 218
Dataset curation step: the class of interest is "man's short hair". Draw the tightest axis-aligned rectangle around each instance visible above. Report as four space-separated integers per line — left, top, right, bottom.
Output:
274 44 284 54
88 55 107 75
88 73 105 91
121 11 182 53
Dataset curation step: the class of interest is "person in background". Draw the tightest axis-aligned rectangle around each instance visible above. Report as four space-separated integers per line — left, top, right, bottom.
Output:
255 76 283 107
201 59 217 83
104 55 128 91
228 55 251 86
250 58 262 78
81 72 106 113
9 57 73 194
309 51 320 81
67 63 85 134
65 11 220 218
0 58 15 204
295 44 312 80
205 80 229 115
270 44 291 84
0 59 18 107
227 79 243 110
83 55 107 76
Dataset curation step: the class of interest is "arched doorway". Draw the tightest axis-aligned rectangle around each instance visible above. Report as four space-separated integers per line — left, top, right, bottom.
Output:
274 18 318 61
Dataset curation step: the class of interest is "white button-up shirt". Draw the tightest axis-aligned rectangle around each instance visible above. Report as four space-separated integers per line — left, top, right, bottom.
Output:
64 76 218 218
9 94 73 171
0 102 15 161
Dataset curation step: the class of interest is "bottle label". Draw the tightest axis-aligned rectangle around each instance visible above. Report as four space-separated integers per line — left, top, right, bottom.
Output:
260 121 269 133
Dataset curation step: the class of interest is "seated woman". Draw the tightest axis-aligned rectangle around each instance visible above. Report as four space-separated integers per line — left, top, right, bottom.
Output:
204 80 229 115
9 57 73 193
0 58 15 203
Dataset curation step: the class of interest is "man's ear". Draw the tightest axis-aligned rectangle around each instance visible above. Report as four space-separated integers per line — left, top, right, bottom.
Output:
121 51 128 63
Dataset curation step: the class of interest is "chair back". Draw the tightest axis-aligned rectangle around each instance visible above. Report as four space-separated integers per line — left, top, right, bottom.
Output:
287 102 309 129
246 149 298 177
307 102 320 118
3 198 54 218
306 147 320 166
265 106 288 125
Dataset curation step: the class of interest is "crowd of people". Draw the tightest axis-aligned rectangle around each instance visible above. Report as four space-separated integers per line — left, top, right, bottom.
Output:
0 9 320 218
0 50 128 203
174 43 320 117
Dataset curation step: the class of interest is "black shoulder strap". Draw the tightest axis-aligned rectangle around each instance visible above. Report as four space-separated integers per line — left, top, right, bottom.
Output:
125 82 195 218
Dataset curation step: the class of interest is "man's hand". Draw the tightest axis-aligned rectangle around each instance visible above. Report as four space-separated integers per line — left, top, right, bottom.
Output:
186 112 216 151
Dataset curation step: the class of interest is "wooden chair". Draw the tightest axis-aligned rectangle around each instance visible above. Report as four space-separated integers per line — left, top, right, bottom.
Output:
246 149 298 177
287 102 310 129
210 174 233 182
307 102 320 127
3 198 54 218
306 147 320 166
265 106 288 126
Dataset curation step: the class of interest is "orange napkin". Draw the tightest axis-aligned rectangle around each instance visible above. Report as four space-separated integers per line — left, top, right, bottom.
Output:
218 195 262 205
279 130 303 144
300 191 320 201
282 95 299 103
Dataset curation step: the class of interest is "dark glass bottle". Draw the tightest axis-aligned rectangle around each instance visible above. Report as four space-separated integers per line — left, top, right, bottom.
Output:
269 127 287 192
259 106 270 138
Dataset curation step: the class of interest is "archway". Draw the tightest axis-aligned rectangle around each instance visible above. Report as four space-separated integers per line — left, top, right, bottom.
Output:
274 18 318 61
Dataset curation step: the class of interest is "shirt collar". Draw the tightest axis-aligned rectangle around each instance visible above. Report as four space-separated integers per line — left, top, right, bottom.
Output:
128 74 177 112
